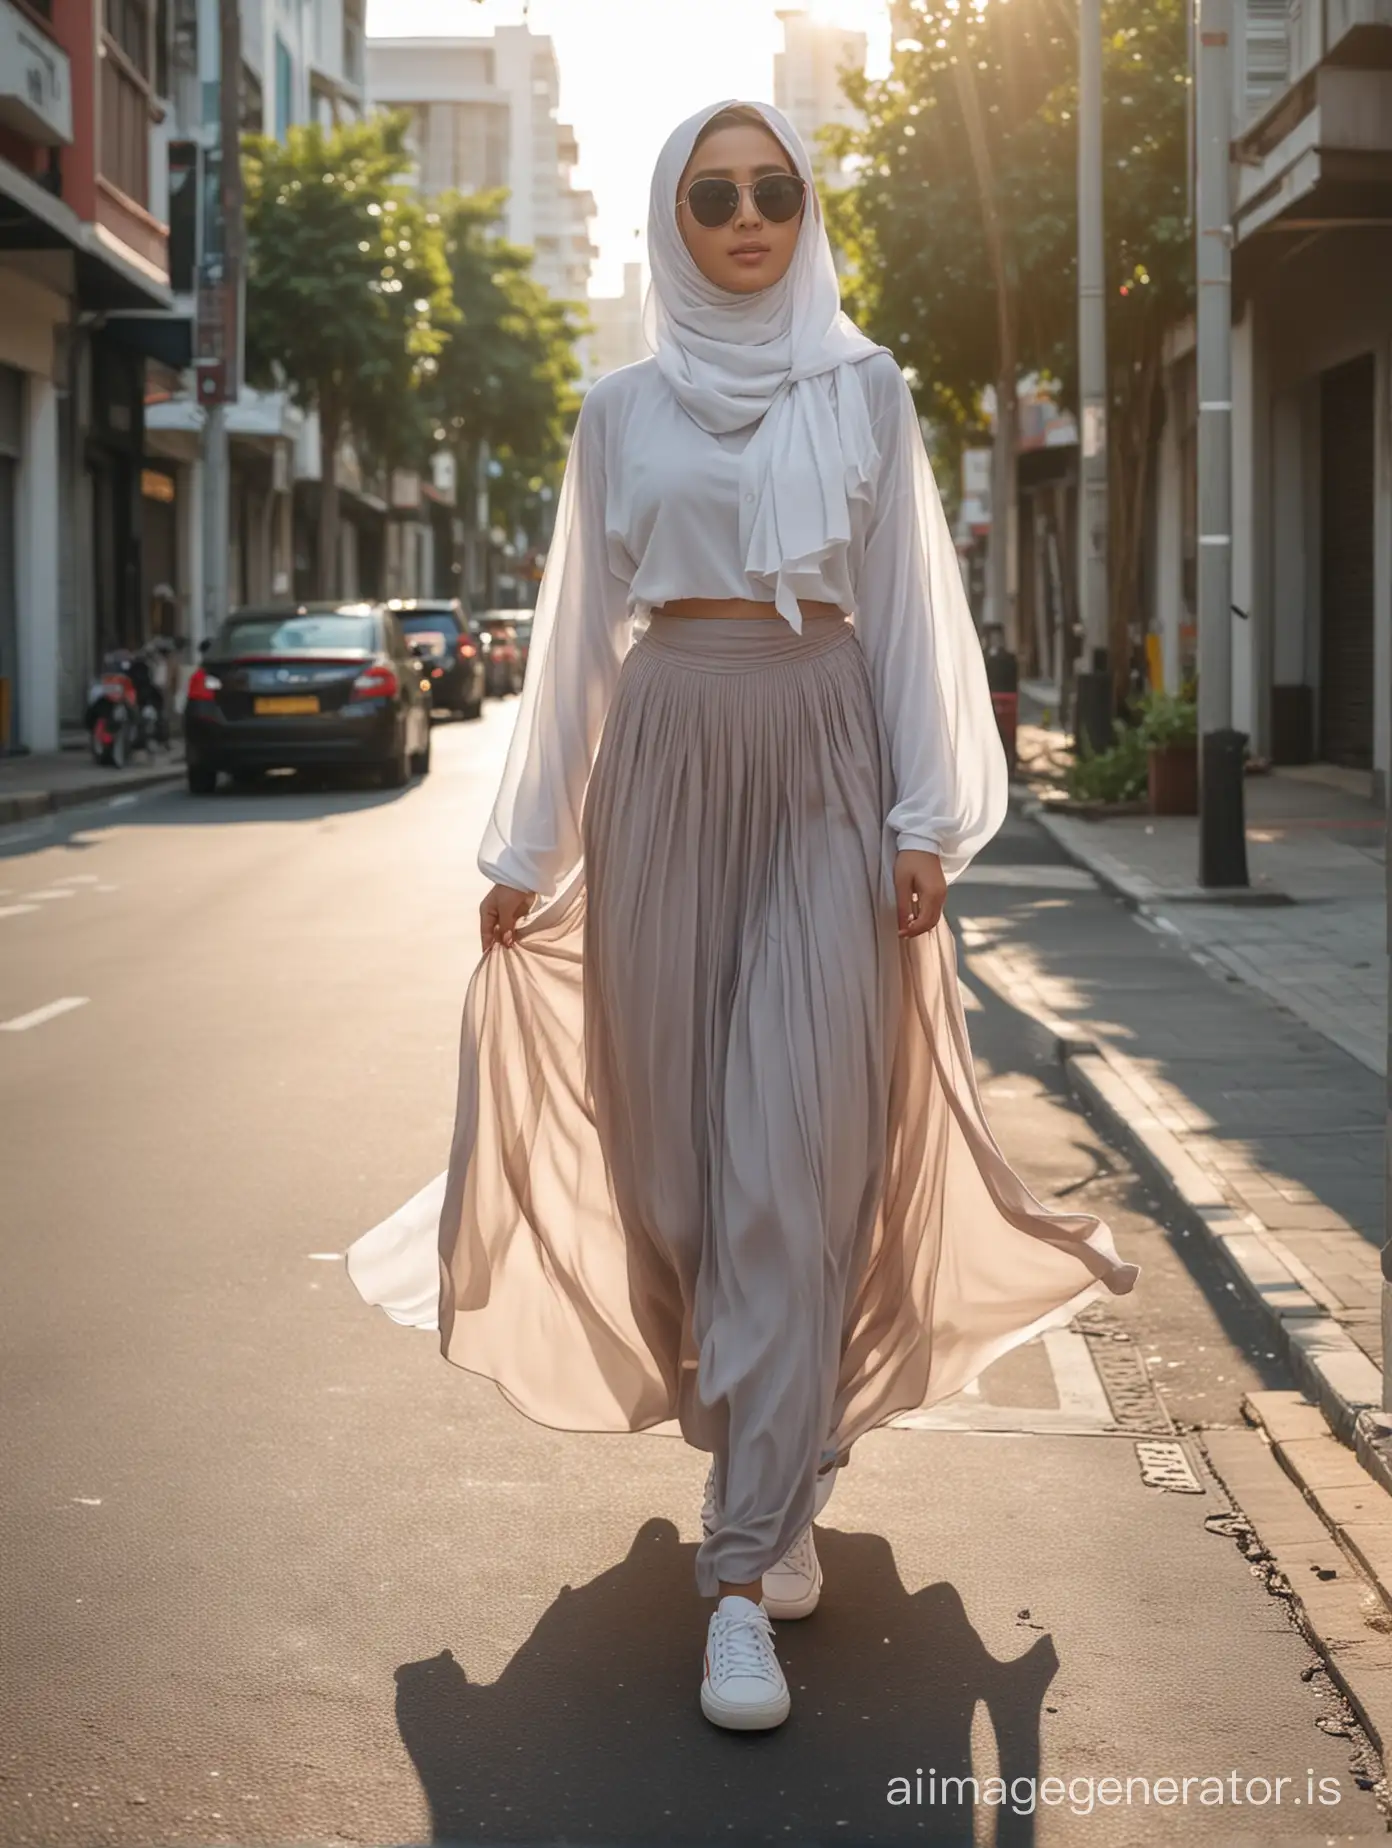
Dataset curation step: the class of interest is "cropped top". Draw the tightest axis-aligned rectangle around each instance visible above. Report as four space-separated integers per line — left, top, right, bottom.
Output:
477 349 1008 903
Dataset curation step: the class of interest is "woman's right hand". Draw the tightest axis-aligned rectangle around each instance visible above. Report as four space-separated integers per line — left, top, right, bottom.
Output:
480 883 537 952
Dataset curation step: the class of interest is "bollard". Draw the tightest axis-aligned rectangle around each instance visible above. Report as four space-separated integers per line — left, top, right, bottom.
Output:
983 632 1019 777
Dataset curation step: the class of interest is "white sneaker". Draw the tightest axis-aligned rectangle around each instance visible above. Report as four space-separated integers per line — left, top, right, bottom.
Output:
700 1596 791 1731
762 1523 823 1620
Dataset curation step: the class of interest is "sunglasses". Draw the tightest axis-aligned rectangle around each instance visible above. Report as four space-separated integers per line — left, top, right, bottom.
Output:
677 174 808 230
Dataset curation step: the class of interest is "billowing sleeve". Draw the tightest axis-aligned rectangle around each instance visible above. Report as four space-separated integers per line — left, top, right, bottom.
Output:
853 359 1008 883
477 387 634 899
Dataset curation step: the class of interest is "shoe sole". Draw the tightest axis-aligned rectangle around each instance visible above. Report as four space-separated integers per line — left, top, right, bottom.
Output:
701 1681 791 1730
762 1567 822 1621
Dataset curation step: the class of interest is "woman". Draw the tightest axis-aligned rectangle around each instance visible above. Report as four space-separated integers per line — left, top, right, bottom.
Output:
347 99 1138 1734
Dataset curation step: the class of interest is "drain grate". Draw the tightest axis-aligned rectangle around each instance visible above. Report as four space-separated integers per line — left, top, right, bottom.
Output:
1073 1303 1176 1436
1135 1438 1204 1493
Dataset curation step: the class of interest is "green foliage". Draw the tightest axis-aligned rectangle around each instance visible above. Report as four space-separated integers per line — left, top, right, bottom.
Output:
427 191 586 525
242 112 455 463
1063 720 1149 803
829 0 1192 427
1135 686 1197 747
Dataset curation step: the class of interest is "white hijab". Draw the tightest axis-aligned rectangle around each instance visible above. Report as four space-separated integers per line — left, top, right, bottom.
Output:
643 99 890 631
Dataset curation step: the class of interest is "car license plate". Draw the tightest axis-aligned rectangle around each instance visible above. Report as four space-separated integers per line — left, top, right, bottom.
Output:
254 695 319 715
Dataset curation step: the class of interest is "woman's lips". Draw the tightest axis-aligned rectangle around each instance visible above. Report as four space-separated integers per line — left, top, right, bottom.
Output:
729 246 771 266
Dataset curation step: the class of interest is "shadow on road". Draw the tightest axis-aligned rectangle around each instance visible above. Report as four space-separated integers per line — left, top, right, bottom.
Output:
391 1517 1055 1847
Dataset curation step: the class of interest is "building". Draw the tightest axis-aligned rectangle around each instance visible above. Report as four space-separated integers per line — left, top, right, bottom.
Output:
365 27 597 305
1145 0 1392 796
1 0 178 752
143 0 395 637
774 8 866 186
584 261 647 383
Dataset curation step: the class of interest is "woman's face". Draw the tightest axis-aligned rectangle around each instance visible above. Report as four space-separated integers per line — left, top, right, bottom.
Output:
675 120 805 296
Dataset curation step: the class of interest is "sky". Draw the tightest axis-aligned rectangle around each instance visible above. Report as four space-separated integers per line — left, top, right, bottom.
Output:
361 0 892 296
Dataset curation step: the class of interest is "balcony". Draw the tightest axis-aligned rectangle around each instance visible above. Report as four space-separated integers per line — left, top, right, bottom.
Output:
0 0 72 145
1233 0 1392 240
96 34 168 282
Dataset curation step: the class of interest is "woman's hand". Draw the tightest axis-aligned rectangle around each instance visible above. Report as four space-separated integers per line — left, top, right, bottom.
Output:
480 883 537 953
894 850 947 939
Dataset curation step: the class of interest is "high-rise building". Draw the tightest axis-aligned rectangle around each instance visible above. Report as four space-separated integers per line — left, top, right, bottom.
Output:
774 9 867 187
366 27 597 306
585 263 647 384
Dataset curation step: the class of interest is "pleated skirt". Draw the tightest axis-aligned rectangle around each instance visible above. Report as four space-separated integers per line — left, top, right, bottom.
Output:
346 612 1139 1597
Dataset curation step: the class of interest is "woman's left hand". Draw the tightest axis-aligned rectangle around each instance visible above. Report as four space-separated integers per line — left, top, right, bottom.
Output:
894 850 947 939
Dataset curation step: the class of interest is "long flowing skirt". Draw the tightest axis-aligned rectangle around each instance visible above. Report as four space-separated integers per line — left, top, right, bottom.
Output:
346 613 1138 1595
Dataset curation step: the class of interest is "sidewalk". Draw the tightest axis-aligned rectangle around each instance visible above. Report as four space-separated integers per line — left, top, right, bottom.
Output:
0 738 185 826
974 717 1392 1495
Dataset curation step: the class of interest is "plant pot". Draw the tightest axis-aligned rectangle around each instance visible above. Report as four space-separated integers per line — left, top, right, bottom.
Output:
1147 742 1198 816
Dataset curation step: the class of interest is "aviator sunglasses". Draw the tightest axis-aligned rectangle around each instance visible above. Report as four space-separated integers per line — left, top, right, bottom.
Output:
677 173 808 229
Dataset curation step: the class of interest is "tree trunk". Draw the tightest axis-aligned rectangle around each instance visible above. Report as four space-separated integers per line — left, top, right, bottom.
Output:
954 53 1019 651
1107 330 1163 709
318 394 342 600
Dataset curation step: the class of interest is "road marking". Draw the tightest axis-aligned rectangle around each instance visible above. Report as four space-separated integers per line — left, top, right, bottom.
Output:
890 1322 1120 1437
25 889 76 901
1 996 90 1032
1042 1328 1116 1421
109 795 138 809
306 1252 343 1261
0 904 40 920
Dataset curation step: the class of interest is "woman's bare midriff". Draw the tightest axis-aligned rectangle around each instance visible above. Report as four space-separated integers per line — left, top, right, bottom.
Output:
656 596 844 622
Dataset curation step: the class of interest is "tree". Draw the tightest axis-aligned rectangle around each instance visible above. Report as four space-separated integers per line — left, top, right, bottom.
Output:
428 191 586 540
242 113 455 597
830 0 1191 697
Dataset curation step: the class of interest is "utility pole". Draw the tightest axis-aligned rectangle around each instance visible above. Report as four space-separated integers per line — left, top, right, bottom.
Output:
954 55 1018 655
1074 0 1112 754
1194 0 1249 886
196 0 243 635
1385 760 1392 1410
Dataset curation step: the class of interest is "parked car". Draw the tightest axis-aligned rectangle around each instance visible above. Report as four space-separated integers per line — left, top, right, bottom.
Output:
512 614 534 683
387 598 484 720
473 612 525 697
184 602 433 794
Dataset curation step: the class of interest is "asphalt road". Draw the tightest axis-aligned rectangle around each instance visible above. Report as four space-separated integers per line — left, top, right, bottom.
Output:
1 708 1386 1847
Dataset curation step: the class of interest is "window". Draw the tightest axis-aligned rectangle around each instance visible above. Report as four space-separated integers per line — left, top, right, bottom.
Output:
275 35 293 140
105 0 151 75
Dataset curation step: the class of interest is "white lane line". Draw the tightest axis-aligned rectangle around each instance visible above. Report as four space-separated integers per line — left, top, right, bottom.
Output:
0 904 40 920
1 996 90 1032
307 1252 343 1261
25 888 76 901
108 795 138 809
1042 1328 1116 1421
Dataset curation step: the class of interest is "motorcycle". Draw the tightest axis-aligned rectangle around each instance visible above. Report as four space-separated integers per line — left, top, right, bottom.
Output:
85 642 170 768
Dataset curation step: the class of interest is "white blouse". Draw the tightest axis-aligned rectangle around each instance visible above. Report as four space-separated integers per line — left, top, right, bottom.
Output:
478 349 1008 902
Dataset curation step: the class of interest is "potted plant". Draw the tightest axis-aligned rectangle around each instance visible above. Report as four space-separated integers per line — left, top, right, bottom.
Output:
1138 688 1198 815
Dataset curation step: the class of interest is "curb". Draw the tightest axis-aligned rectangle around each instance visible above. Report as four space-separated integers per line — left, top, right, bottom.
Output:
963 931 1392 1500
1012 785 1294 908
1201 1421 1392 1773
0 759 184 827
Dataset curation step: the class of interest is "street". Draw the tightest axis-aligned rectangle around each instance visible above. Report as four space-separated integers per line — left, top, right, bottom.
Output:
1 710 1388 1847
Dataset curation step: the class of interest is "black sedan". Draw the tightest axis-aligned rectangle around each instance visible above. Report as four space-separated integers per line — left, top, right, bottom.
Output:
184 603 433 794
386 598 485 720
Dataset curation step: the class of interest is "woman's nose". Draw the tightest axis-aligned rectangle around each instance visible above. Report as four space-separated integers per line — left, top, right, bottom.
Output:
732 183 763 230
